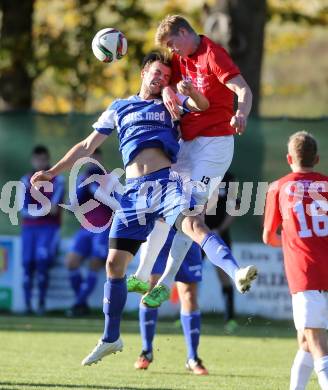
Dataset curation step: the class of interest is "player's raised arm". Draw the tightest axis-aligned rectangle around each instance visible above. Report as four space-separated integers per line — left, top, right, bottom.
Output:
30 131 107 186
225 75 252 135
177 80 209 112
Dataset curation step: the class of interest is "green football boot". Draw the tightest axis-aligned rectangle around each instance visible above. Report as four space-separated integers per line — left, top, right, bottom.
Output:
127 275 150 294
142 284 170 308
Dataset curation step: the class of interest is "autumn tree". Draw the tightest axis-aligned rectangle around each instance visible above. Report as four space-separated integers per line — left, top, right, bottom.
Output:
203 0 267 115
0 0 153 112
0 0 34 109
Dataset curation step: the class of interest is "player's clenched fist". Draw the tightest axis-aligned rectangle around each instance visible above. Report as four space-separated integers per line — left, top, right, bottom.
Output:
30 170 54 187
230 110 247 135
177 80 195 97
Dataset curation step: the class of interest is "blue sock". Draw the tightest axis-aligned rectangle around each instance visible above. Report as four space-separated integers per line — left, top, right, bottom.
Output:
76 270 98 306
201 233 239 280
69 269 83 297
36 262 49 307
102 277 127 343
180 310 201 360
139 303 158 353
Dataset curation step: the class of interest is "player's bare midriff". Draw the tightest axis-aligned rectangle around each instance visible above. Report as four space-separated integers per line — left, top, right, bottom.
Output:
125 147 171 178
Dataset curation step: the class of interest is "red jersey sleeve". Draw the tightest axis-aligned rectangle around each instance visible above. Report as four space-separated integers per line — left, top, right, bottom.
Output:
208 45 240 84
264 181 282 233
171 54 183 86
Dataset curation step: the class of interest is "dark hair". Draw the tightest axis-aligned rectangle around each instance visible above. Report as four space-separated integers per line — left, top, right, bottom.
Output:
32 145 49 156
141 51 171 70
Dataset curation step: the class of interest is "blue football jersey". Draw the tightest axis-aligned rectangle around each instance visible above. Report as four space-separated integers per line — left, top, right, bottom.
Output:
20 173 65 226
93 95 188 167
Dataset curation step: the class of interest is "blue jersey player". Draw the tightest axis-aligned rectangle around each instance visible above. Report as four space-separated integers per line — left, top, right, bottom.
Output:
31 52 257 366
20 145 65 315
66 149 113 317
134 230 208 374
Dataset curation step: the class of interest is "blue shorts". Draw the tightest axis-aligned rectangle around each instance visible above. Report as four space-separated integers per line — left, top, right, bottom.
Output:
71 227 110 260
152 230 202 283
22 225 60 265
109 168 195 241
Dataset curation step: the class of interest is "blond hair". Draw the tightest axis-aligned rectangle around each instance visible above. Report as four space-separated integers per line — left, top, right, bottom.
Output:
288 131 318 167
155 15 195 46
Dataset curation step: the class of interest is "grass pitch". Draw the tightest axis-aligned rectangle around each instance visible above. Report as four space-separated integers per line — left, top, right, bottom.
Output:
0 314 320 390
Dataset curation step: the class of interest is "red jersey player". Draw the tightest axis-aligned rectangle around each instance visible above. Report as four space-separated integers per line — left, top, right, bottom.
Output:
127 15 256 314
263 131 328 390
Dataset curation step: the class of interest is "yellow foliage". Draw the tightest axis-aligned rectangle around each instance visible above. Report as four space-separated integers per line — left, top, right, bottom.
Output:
63 11 81 29
265 23 312 54
111 75 128 97
143 28 158 52
56 97 71 112
262 83 305 97
34 0 78 38
92 87 105 99
262 83 275 97
268 0 328 18
102 96 113 108
34 95 56 113
34 95 71 113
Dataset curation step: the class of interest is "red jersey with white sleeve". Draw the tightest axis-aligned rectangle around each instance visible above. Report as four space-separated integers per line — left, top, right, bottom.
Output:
264 171 328 294
171 35 240 141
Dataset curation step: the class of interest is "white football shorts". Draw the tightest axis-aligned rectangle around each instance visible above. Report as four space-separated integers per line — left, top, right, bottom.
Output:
173 135 234 205
292 290 328 330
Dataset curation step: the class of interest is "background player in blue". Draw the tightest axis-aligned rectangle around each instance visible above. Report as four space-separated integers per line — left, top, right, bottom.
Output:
66 149 113 317
20 145 65 315
134 230 208 375
31 52 257 366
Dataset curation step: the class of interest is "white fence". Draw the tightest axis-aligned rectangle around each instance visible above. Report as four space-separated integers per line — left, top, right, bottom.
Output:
0 236 292 319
